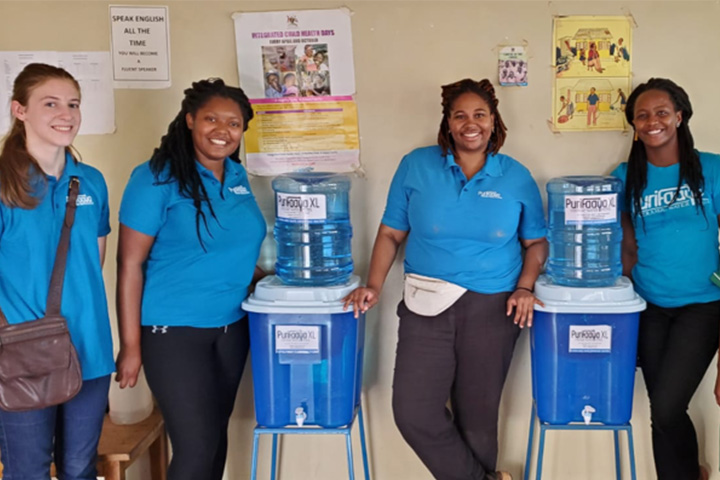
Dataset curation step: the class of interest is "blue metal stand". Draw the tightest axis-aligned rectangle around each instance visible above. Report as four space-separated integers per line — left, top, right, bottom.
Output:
250 404 370 480
524 401 637 480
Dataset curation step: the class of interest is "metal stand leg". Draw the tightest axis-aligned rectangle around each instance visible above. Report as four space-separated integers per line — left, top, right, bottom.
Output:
535 424 547 480
614 430 621 480
626 425 637 480
358 406 370 480
271 434 279 480
524 402 537 480
346 429 355 480
250 430 260 480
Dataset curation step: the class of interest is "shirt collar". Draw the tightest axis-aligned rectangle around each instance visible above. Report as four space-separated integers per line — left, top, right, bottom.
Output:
444 151 504 177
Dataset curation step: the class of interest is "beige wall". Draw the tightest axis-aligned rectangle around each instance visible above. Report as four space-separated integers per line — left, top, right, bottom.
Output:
2 1 720 479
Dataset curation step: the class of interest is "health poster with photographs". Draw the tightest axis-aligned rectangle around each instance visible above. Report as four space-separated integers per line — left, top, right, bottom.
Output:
552 15 632 132
233 8 360 175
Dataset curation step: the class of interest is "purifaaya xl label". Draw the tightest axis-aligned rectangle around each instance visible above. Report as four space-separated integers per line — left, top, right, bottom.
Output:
564 193 617 225
277 193 327 222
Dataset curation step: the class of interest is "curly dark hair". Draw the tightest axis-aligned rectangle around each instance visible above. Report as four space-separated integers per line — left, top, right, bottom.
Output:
149 78 254 249
624 77 704 225
437 78 507 156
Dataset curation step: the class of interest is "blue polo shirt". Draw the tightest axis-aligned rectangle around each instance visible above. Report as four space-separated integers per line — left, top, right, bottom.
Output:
611 151 720 307
119 158 266 327
382 145 546 293
0 153 114 380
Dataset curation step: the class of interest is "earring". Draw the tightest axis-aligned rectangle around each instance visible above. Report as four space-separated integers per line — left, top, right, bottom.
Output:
676 121 681 128
634 131 638 141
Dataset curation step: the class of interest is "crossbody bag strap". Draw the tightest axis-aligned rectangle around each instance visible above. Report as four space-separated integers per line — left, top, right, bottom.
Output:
44 176 80 317
0 177 79 326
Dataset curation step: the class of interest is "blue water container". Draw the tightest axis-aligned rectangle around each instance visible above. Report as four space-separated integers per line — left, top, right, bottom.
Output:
273 172 353 286
546 175 623 287
242 275 364 428
531 275 645 425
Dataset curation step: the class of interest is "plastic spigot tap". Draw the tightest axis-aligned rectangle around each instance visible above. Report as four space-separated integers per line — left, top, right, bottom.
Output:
581 405 596 425
295 407 307 427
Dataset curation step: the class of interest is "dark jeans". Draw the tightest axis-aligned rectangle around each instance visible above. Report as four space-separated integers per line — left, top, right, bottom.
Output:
142 318 249 480
639 300 720 480
392 291 520 480
0 375 111 480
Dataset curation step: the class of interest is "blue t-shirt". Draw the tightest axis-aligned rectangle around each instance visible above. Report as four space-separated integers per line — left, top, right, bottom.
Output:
119 158 266 327
0 153 114 380
611 151 720 307
382 145 547 293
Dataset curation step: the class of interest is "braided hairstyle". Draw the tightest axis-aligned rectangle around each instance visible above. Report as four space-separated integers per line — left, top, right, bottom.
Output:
149 78 254 249
624 78 704 225
437 78 507 156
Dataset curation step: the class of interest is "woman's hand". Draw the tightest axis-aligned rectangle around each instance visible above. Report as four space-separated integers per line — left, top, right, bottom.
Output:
115 345 142 389
506 288 544 328
343 287 380 318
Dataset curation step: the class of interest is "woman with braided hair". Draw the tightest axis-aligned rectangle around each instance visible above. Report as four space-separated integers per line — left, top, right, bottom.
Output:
612 78 719 480
116 78 266 480
343 78 547 480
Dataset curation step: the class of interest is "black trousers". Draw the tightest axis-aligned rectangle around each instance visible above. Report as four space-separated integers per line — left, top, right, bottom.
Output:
142 318 250 480
392 291 520 480
639 300 720 480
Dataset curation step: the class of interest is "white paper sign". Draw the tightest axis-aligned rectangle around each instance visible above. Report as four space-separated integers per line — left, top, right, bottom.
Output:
564 193 617 225
109 5 171 89
276 193 327 222
0 51 116 136
569 325 612 353
275 325 320 353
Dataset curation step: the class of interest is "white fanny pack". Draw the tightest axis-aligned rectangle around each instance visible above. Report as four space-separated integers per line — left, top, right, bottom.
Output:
403 273 467 317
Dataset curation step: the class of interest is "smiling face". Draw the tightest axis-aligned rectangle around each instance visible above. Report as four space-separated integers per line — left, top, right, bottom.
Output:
12 78 81 151
186 96 245 169
447 92 495 156
632 89 682 151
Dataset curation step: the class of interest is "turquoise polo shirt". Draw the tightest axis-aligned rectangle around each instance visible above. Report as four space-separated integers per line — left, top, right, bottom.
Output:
0 153 114 380
612 151 720 307
382 145 546 294
119 158 266 327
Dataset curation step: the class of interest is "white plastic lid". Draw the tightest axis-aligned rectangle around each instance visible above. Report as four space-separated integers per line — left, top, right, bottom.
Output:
242 275 360 314
533 275 647 314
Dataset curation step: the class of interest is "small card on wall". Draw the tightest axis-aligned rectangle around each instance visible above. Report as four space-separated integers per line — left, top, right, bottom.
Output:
498 46 528 87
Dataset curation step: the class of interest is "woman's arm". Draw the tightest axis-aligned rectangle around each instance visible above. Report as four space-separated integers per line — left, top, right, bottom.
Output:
620 212 637 278
115 224 155 388
506 237 548 328
343 224 408 318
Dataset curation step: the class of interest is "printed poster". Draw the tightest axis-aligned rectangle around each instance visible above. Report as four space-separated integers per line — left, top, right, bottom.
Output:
243 96 359 176
498 46 528 87
552 16 632 132
233 8 359 175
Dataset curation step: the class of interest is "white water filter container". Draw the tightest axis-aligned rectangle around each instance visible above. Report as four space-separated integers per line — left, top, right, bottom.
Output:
109 367 153 424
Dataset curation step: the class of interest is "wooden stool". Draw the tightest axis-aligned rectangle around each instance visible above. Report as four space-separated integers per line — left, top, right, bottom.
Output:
0 406 168 480
96 407 168 480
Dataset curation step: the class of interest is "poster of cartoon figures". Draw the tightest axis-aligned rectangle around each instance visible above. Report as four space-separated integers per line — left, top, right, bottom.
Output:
498 46 528 87
553 15 632 131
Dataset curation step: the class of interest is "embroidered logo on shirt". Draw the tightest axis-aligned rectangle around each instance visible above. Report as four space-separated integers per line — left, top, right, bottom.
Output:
228 185 250 195
477 190 503 199
75 194 94 206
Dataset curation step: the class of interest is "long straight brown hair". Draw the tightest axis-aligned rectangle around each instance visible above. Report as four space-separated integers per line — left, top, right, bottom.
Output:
0 63 81 209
